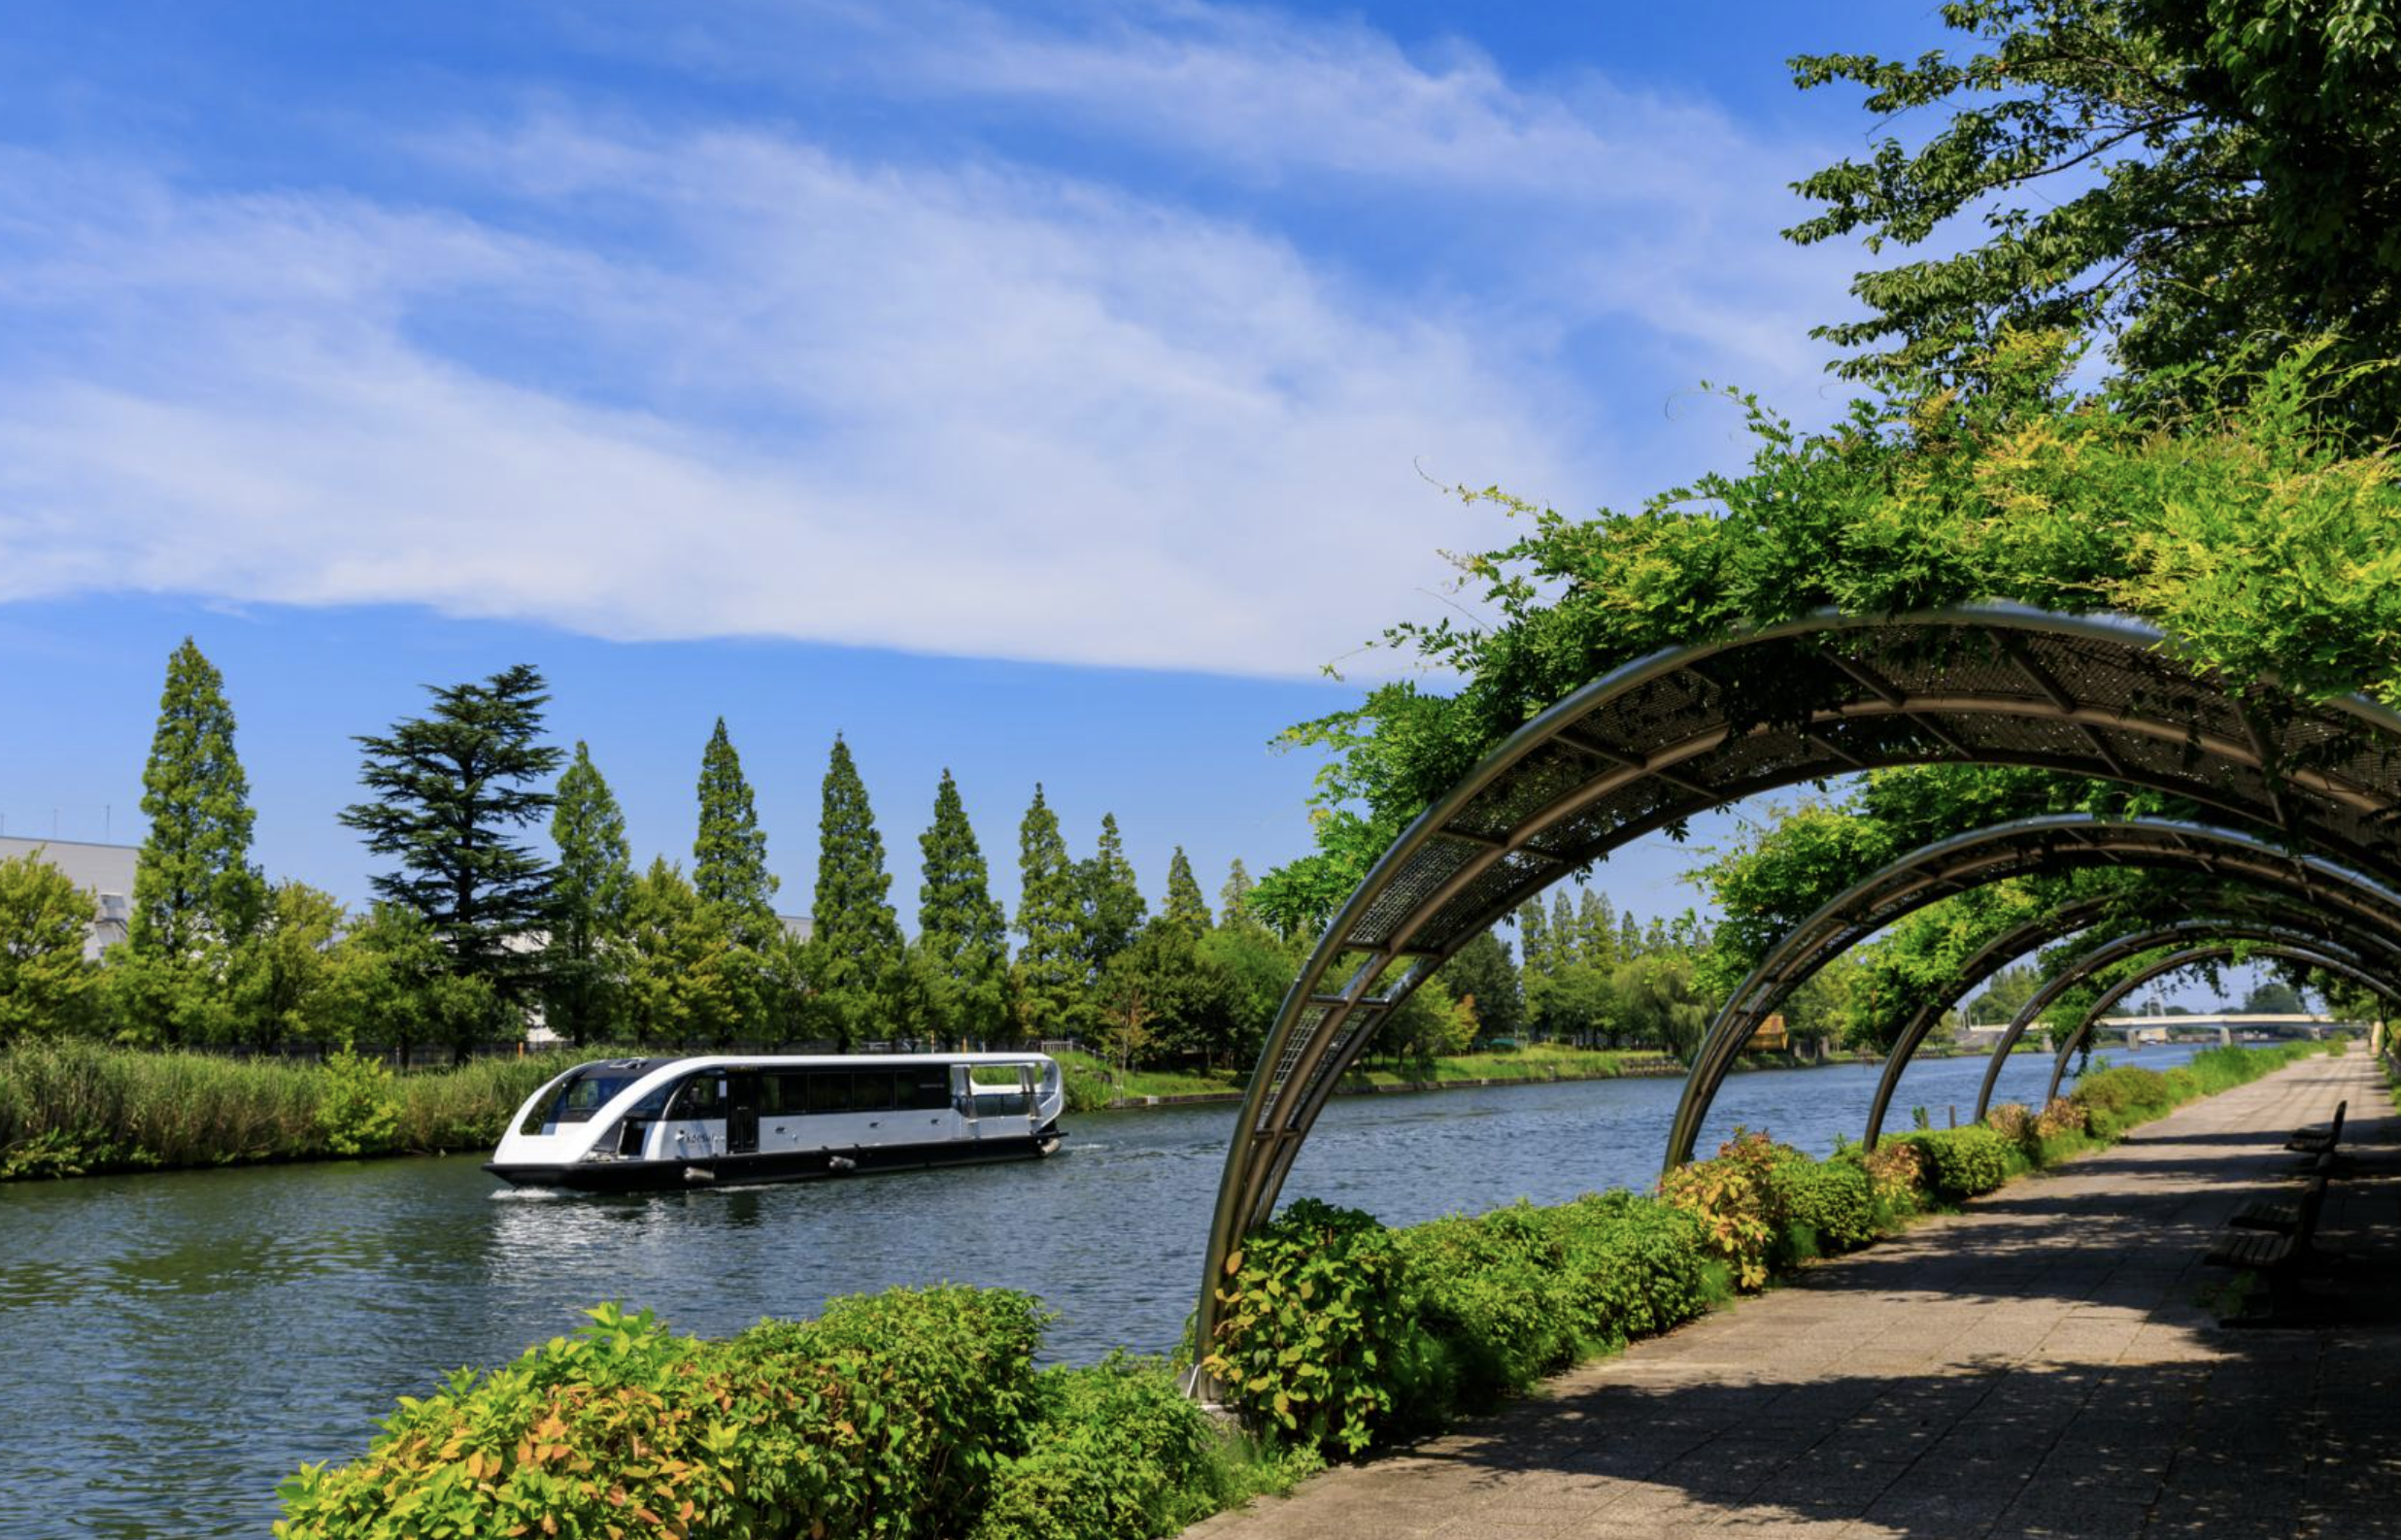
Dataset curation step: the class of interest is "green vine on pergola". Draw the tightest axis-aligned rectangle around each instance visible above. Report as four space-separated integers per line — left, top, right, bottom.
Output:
1254 337 2401 938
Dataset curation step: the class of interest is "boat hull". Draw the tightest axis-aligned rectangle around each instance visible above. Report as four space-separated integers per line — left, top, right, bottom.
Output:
485 1126 1065 1192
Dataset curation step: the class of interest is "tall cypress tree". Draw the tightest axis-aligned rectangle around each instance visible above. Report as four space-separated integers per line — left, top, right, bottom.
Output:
1220 858 1257 926
1163 846 1211 935
340 663 561 1001
917 769 1008 1042
1551 890 1580 966
547 741 633 1043
1515 898 1553 979
1013 785 1083 1040
805 734 901 1042
1577 889 1619 970
1074 813 1146 976
693 718 777 929
130 638 261 962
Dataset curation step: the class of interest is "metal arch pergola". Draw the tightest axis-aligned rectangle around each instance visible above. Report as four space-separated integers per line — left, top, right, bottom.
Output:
2033 941 2401 1107
1973 921 2401 1119
1854 895 2401 1146
1859 882 2401 1095
1195 604 2401 1376
1668 817 2401 1165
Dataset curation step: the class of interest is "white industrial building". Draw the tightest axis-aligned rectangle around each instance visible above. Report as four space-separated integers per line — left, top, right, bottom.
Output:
0 835 140 958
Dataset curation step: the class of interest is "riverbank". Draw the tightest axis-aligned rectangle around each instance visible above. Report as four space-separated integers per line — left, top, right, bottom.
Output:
266 1042 2338 1539
1066 1044 1678 1108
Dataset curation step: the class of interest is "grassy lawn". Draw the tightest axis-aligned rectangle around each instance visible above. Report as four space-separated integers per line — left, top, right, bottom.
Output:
1060 1043 1651 1104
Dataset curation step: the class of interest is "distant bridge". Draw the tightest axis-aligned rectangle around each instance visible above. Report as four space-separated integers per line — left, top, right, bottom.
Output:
2095 1013 2372 1044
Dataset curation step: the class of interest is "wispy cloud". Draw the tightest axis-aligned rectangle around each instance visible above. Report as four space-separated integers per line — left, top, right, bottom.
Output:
0 1 1861 679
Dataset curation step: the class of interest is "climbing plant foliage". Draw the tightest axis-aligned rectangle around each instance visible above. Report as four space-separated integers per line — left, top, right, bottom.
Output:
1254 339 2401 937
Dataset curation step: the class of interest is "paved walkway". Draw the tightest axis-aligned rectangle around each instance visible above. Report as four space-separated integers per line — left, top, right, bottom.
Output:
1190 1049 2401 1540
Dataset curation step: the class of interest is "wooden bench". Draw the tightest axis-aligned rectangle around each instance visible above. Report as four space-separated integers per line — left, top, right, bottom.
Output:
2285 1098 2347 1155
2229 1172 2329 1233
2206 1173 2330 1322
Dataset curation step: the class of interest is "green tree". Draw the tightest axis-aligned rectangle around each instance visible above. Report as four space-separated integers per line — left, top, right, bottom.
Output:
1531 962 1618 1048
804 735 902 1047
1074 814 1147 977
1440 929 1524 1045
1376 974 1473 1064
916 768 1009 1044
1220 858 1258 929
1163 846 1211 936
1012 785 1083 1041
2242 978 2307 1016
314 903 501 1061
693 718 777 931
1611 952 1711 1061
548 741 634 1044
1096 917 1234 1071
131 637 262 960
1575 890 1619 971
1788 0 2401 433
621 857 756 1047
1549 891 1579 967
228 881 347 1050
339 664 561 1021
0 850 95 1043
1196 921 1293 1068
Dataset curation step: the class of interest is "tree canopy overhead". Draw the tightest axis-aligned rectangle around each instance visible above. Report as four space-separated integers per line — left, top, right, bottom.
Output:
1788 0 2401 435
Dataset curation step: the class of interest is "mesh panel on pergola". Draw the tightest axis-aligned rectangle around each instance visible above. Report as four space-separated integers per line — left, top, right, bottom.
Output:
1195 604 2401 1377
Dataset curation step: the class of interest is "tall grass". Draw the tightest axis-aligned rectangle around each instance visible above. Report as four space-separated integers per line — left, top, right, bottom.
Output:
0 1041 576 1179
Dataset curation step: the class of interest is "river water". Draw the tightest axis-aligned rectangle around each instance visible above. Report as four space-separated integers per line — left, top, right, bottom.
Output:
0 1046 2198 1536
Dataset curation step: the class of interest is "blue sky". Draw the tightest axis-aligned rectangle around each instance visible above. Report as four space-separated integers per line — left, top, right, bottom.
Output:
3 1 2113 954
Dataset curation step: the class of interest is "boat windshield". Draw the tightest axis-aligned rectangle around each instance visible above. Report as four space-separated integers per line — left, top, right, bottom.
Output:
518 1063 650 1135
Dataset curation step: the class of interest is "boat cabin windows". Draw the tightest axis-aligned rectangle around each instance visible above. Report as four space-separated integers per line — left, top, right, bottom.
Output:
665 1073 727 1121
517 1061 650 1135
752 1067 955 1117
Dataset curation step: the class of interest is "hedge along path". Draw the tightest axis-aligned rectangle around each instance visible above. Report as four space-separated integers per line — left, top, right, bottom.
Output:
1188 1048 2396 1540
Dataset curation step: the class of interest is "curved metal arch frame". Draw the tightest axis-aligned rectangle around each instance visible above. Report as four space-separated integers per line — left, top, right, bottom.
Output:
1976 925 2401 1119
1870 884 2401 1085
1856 892 2401 1148
1671 817 2401 1167
2038 942 2401 1105
1196 604 2401 1382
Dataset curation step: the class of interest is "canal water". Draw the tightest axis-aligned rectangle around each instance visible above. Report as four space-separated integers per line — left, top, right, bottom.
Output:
0 1046 2198 1536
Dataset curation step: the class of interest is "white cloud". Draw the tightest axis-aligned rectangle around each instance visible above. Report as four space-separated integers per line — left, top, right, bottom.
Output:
0 2 1866 679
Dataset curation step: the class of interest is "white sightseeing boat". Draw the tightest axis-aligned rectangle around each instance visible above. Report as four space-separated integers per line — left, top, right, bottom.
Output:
486 1052 1066 1191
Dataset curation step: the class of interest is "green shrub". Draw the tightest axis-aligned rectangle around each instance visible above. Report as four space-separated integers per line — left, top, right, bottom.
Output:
968 1355 1224 1540
1898 1125 2015 1202
275 1289 1046 1540
1401 1203 1588 1403
1200 1198 1424 1456
1658 1128 1800 1289
1770 1155 1878 1254
1544 1190 1715 1342
314 1050 401 1156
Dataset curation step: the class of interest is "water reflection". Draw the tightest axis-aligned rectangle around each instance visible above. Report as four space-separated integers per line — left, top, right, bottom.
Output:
0 1046 2199 1537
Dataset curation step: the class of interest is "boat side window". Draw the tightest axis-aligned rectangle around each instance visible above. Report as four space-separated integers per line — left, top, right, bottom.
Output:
518 1065 642 1135
907 1070 952 1111
666 1074 727 1121
805 1072 853 1114
763 1072 807 1118
850 1070 900 1113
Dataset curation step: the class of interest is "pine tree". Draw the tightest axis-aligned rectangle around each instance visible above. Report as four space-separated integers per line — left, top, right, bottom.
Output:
548 741 634 1043
917 769 1008 1042
130 638 261 966
804 735 901 1044
339 664 561 1008
1075 813 1146 976
693 718 777 930
1163 846 1211 935
1220 858 1258 927
1618 911 1644 960
1013 785 1083 1041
